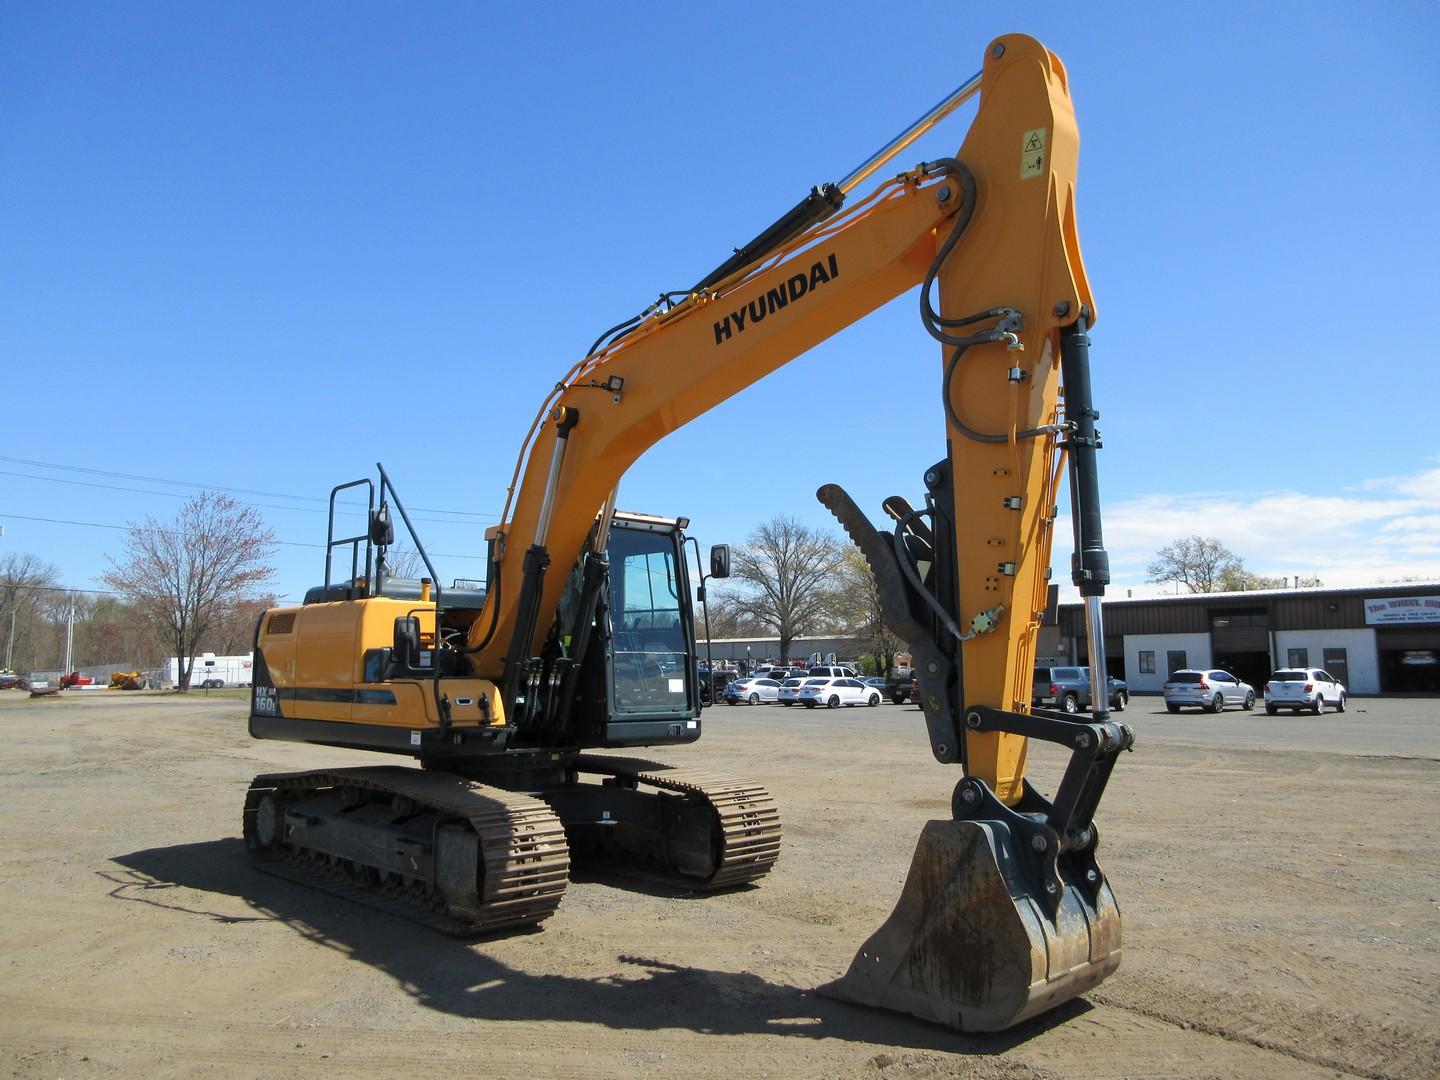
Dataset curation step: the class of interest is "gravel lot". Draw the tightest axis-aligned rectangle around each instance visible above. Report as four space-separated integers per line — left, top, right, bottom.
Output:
1 690 1436 1079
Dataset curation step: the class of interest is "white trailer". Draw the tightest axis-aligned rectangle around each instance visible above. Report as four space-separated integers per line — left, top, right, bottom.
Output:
165 652 254 688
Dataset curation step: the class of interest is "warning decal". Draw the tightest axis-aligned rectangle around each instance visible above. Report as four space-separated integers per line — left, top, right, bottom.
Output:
1020 127 1046 179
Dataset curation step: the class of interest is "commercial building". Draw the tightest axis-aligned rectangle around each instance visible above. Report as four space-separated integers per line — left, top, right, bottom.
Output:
692 635 862 669
1041 582 1440 695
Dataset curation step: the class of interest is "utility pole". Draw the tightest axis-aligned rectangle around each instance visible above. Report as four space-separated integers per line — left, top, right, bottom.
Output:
63 598 75 674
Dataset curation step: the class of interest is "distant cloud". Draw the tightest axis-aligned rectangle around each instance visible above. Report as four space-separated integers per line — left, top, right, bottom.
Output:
1054 463 1440 599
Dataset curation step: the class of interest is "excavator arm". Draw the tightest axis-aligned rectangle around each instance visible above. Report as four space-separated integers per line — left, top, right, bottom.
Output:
455 35 1135 1030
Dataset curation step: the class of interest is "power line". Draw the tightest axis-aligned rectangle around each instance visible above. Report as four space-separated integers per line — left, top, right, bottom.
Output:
0 455 501 521
1 582 121 596
0 468 493 527
0 511 487 561
1 581 304 603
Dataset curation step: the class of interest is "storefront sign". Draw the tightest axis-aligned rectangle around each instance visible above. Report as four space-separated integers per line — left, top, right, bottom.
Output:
1364 595 1440 625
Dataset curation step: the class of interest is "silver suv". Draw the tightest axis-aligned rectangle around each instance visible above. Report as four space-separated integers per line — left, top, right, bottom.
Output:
1162 669 1256 713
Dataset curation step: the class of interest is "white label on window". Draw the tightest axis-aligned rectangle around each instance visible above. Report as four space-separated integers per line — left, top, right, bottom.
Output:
668 679 684 693
410 730 421 746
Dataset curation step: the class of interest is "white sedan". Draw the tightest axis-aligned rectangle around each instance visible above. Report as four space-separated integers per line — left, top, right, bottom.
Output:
776 678 811 705
796 677 882 709
721 677 783 704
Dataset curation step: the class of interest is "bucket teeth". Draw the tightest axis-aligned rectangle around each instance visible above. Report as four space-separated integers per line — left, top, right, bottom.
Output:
821 819 1121 1032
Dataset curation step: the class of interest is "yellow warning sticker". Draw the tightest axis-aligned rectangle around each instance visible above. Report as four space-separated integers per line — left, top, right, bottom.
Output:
1020 127 1046 179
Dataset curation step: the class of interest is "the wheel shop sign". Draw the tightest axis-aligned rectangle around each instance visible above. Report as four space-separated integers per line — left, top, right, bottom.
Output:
1364 595 1440 624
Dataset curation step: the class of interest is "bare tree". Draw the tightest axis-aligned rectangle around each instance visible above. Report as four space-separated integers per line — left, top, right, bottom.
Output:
833 548 903 676
379 547 426 581
693 592 765 642
1145 536 1241 594
722 517 844 662
103 493 277 691
0 554 61 673
82 596 167 669
40 589 94 672
209 593 280 655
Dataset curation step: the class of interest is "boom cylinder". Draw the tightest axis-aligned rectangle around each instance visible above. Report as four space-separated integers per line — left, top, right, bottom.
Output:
502 408 581 713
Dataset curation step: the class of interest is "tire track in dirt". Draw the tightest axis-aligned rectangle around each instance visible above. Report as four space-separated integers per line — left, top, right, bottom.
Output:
1090 973 1437 1080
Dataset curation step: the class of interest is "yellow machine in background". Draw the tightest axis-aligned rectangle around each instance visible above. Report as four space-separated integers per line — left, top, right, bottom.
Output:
243 34 1133 1032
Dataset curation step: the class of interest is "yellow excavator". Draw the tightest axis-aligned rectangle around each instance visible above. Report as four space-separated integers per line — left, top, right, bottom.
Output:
241 33 1133 1033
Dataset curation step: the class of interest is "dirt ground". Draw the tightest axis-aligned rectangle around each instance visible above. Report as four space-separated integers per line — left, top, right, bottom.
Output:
1 691 1436 1079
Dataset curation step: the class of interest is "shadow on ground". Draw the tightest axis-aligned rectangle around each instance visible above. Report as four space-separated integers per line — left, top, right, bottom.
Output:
109 838 1090 1051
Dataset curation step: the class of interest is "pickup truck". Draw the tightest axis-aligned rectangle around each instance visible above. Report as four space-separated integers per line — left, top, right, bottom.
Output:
1032 666 1129 713
886 674 919 705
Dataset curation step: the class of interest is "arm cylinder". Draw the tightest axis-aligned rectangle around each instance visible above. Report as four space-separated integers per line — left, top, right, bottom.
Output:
1059 316 1111 715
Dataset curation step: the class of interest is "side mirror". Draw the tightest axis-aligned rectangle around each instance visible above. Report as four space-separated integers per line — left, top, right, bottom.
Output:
370 504 395 547
393 616 421 666
709 544 731 579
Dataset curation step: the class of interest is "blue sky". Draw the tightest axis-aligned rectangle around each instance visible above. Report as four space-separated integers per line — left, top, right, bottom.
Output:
3 2 1439 608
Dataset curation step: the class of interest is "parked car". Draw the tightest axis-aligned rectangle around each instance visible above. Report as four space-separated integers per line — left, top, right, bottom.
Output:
1162 669 1255 713
1263 668 1346 714
861 677 887 691
1032 666 1129 713
0 672 29 690
776 677 813 705
796 677 881 708
722 677 784 705
807 666 857 680
59 672 95 688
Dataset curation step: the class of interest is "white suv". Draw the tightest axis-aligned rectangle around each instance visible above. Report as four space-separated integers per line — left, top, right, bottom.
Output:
1264 669 1346 714
808 666 857 679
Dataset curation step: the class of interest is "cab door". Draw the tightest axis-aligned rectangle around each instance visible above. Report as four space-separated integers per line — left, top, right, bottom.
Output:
602 522 699 747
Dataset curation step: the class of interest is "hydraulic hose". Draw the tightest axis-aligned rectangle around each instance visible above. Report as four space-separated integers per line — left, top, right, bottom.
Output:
942 344 1063 444
892 507 969 643
918 158 1061 445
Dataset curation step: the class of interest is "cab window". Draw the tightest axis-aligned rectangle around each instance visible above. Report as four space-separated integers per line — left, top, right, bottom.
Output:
608 528 688 712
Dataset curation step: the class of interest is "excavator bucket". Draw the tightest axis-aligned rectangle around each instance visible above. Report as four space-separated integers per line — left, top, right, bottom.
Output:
823 818 1121 1032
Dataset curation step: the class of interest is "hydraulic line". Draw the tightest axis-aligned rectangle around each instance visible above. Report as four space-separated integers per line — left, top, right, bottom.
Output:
916 159 1062 445
892 507 982 645
941 344 1063 444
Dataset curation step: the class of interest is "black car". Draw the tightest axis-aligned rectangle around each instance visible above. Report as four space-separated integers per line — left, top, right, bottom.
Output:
696 668 741 705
